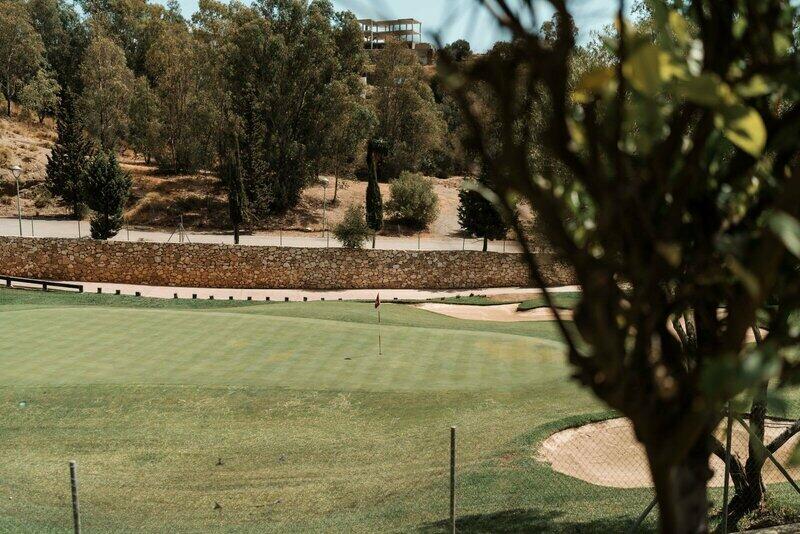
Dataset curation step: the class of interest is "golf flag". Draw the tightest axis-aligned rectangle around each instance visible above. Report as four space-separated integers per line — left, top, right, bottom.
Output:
375 293 382 355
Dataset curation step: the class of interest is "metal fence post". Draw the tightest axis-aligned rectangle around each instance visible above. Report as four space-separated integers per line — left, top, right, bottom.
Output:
722 403 733 534
69 460 81 534
450 426 456 534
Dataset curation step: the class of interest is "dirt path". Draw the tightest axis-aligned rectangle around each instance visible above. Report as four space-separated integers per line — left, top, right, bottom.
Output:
21 282 565 302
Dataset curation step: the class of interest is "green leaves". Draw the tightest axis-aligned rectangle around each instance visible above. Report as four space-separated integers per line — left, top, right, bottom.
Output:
701 344 782 399
573 67 616 103
677 73 732 107
623 43 664 96
716 105 767 158
622 43 685 96
675 73 767 157
768 211 800 258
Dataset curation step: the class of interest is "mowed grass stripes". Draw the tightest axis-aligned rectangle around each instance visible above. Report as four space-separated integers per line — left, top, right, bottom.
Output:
0 303 566 392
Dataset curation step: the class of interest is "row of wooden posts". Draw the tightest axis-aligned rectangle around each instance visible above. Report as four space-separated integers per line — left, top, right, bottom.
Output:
66 427 459 534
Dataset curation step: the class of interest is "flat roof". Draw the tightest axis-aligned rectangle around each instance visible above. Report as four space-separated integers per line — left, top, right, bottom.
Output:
359 18 422 27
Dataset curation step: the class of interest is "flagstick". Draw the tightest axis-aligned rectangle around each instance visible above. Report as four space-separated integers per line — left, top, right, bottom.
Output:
377 307 382 356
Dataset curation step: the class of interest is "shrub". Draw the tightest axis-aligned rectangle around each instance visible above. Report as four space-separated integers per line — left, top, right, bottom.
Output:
386 172 439 229
333 204 371 249
32 184 52 209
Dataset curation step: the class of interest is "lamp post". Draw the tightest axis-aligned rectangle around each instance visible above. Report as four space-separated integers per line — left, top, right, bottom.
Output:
10 165 22 236
319 176 330 240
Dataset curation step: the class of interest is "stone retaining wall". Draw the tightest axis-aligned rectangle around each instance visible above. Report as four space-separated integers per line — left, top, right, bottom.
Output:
0 237 574 289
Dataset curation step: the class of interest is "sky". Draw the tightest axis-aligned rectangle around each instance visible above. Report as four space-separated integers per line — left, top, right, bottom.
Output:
169 0 620 51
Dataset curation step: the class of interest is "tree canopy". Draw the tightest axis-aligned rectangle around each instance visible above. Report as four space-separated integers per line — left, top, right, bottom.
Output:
0 1 45 116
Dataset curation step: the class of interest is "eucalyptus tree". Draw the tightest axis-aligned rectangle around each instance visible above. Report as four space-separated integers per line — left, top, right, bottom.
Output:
0 1 45 116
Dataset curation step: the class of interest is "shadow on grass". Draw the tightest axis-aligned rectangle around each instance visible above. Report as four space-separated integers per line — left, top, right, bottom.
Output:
418 508 652 533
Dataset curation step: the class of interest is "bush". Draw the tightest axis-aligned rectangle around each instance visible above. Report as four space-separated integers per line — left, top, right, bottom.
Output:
386 172 439 229
333 204 371 249
32 184 53 209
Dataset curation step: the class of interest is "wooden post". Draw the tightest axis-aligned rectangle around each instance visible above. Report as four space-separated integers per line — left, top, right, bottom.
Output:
450 426 456 534
69 461 81 534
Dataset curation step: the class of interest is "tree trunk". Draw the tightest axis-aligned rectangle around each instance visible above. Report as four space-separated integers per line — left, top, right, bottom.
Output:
233 223 240 245
6 96 10 117
372 232 376 249
333 170 339 204
647 435 712 533
727 378 768 527
482 236 488 252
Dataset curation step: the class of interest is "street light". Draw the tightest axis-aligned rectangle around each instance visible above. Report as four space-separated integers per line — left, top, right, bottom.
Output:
9 165 22 236
319 176 330 241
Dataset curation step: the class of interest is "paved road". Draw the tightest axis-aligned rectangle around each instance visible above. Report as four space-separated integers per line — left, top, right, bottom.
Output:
0 217 526 253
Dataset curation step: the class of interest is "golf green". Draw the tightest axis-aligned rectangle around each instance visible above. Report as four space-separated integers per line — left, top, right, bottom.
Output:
1 289 795 533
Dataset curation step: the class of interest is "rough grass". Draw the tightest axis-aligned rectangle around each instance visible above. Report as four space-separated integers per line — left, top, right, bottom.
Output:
0 288 797 533
517 292 582 311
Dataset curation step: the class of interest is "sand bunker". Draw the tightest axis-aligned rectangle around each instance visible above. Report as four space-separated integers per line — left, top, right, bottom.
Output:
415 303 573 322
537 417 800 488
417 304 766 346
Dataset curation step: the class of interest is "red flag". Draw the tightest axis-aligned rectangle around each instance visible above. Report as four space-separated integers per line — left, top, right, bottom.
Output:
375 293 381 309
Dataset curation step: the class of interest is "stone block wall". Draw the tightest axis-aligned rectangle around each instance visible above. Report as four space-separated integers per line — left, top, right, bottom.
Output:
0 237 575 289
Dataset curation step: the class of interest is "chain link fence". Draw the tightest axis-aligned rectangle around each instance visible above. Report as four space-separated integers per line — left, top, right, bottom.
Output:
530 410 800 533
7 410 800 533
0 216 527 253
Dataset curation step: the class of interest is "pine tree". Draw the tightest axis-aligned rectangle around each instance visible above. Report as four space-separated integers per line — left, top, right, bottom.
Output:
45 91 92 218
458 172 510 251
83 151 132 240
365 138 385 248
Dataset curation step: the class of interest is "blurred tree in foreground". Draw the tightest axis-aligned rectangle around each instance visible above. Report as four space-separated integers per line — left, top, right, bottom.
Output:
442 1 800 532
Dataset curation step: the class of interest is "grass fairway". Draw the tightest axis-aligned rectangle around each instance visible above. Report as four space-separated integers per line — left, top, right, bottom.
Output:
1 289 794 532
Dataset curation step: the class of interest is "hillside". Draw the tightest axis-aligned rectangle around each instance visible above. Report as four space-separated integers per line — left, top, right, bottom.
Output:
0 115 473 238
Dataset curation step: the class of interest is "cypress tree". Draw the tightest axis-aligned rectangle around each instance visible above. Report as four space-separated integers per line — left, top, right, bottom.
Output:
83 151 132 240
365 138 386 248
220 136 247 245
458 171 510 251
45 91 92 218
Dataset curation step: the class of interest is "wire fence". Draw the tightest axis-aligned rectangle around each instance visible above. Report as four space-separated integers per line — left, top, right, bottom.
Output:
0 216 528 253
15 409 799 533
534 409 800 533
